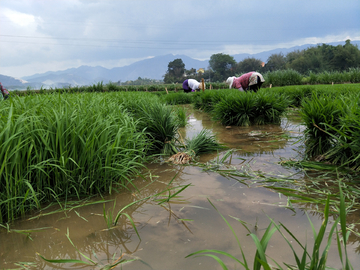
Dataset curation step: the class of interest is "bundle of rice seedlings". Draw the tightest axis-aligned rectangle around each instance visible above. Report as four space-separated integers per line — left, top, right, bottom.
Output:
213 91 257 126
322 99 360 170
134 101 180 153
300 93 345 157
167 129 225 165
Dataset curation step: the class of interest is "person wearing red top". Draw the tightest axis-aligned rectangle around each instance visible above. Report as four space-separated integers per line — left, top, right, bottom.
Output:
226 72 265 92
0 82 9 100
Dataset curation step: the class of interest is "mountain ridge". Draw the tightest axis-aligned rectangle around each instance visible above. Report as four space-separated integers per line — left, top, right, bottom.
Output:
2 40 359 89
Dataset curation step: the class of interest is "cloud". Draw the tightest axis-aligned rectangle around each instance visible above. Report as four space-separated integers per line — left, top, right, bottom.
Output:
0 0 359 78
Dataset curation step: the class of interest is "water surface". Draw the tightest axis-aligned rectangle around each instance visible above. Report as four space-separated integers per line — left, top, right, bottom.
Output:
1 107 359 269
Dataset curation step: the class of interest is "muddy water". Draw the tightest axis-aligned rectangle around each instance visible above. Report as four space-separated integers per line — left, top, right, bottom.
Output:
1 107 360 269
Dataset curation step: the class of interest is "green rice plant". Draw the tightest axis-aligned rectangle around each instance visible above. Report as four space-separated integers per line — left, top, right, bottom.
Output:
160 92 193 105
264 69 303 87
319 98 360 170
173 105 189 127
87 81 104 92
37 228 138 269
300 93 346 158
0 224 52 241
134 101 180 153
187 186 353 270
348 68 360 83
186 198 278 270
191 89 227 112
0 92 152 223
106 81 120 92
153 183 192 205
252 90 290 125
184 129 226 155
212 91 256 126
212 90 288 126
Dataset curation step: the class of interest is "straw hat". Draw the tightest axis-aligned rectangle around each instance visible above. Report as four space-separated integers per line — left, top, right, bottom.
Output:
199 82 206 90
226 76 235 89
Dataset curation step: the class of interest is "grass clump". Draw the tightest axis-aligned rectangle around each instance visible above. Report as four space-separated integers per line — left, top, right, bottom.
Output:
0 92 151 223
300 91 360 170
212 90 289 126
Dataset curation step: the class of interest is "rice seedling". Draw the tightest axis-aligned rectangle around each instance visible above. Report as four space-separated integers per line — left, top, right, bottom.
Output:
212 90 289 126
160 92 193 105
0 223 52 241
184 129 226 155
192 90 225 112
37 228 140 269
299 90 360 169
173 105 189 127
0 92 152 223
300 93 345 158
212 91 256 126
264 69 303 87
186 184 353 270
133 100 181 153
167 129 226 164
321 103 360 171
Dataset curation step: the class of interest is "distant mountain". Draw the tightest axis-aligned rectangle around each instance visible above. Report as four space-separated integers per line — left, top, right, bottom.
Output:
21 54 208 87
1 40 359 89
0 74 28 88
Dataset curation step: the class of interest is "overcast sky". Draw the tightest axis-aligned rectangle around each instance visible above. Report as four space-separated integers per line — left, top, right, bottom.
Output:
1 0 359 78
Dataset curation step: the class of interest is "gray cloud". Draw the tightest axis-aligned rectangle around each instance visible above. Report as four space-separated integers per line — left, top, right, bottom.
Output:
1 0 359 78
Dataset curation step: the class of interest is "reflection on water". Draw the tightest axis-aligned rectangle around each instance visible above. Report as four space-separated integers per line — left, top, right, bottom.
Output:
1 107 359 269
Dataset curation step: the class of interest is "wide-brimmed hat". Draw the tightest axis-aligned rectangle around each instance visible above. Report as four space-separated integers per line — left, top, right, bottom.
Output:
226 76 235 89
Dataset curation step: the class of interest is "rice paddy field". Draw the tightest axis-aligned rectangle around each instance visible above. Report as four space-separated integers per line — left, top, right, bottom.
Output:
1 84 360 269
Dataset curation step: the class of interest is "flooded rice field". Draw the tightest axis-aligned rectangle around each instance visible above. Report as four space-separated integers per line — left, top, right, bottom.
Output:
1 107 360 269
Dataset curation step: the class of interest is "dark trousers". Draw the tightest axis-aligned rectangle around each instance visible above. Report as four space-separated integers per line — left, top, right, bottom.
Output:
248 76 263 92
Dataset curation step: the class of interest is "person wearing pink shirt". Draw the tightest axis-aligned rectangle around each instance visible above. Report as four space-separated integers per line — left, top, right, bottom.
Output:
226 72 265 92
0 82 9 100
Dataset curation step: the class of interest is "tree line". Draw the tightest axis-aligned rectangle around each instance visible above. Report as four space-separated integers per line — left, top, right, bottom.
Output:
163 39 360 83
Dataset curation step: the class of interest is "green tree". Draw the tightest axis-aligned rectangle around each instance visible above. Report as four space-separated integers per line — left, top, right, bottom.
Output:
265 53 286 71
331 40 360 71
163 58 185 83
209 53 236 82
235 57 263 74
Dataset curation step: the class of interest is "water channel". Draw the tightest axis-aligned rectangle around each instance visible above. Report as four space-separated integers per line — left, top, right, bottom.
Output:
1 106 359 269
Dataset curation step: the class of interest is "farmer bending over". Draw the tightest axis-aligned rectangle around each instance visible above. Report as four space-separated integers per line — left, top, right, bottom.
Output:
0 82 10 100
182 79 205 93
226 72 265 92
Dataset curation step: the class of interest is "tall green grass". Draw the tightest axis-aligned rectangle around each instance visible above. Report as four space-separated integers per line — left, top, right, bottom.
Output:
212 90 290 126
0 92 151 223
264 69 303 87
300 91 360 170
